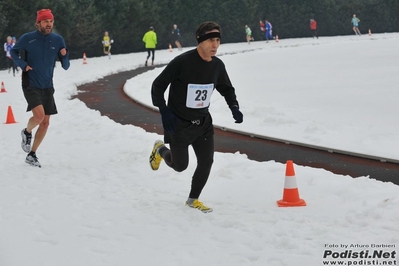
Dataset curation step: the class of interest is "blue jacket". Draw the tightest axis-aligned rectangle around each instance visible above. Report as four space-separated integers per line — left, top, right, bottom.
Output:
11 30 70 89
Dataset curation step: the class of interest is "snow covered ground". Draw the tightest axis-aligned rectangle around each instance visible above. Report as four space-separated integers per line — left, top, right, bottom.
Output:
1 33 398 266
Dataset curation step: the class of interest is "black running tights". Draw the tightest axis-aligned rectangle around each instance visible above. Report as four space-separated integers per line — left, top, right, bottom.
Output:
146 48 155 62
160 135 214 199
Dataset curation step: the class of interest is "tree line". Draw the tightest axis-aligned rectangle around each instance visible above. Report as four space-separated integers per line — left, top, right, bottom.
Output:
1 0 398 68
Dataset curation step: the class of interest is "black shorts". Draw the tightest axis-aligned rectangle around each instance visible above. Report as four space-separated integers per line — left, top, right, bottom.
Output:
22 86 58 115
164 113 214 146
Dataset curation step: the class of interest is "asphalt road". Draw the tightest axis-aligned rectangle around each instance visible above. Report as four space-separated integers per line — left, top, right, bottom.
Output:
74 66 399 185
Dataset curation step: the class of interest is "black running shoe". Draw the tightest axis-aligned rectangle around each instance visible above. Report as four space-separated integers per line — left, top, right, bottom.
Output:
21 129 32 153
25 153 41 168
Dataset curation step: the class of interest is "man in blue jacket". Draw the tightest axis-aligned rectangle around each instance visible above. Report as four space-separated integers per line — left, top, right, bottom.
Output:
11 9 70 168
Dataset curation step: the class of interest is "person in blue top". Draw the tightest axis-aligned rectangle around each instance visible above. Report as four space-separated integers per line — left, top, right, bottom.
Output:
11 37 20 76
3 36 16 75
11 9 70 168
351 14 361 36
265 20 274 42
171 24 183 51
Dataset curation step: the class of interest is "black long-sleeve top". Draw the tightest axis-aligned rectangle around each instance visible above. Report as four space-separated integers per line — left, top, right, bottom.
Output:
151 49 239 121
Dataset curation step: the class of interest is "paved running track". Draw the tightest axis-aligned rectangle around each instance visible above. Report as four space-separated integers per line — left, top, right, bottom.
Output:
75 66 399 185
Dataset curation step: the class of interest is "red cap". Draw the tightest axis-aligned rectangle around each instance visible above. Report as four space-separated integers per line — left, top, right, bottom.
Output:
36 9 54 23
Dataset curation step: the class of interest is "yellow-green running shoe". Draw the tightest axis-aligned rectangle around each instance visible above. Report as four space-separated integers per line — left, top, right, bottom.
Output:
149 140 164 170
186 199 213 213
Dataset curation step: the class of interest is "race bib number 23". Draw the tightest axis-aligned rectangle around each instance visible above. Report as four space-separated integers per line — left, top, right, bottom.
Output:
186 83 214 109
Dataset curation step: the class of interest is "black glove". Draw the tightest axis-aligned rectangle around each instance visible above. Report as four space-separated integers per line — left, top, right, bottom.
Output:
160 107 178 133
230 106 243 123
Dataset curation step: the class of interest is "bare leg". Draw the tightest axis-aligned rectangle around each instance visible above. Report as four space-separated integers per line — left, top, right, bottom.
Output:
175 40 182 50
26 105 50 153
31 115 50 153
27 105 45 133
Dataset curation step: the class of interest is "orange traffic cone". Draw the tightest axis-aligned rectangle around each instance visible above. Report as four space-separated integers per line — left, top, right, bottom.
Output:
275 35 279 42
169 44 173 52
0 82 6 93
4 106 17 124
83 53 88 64
277 160 306 207
368 29 372 36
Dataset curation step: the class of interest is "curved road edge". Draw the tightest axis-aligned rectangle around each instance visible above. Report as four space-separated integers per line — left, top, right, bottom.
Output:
75 66 399 185
124 84 399 165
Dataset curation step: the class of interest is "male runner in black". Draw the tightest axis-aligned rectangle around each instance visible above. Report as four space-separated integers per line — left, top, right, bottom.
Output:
149 21 243 213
